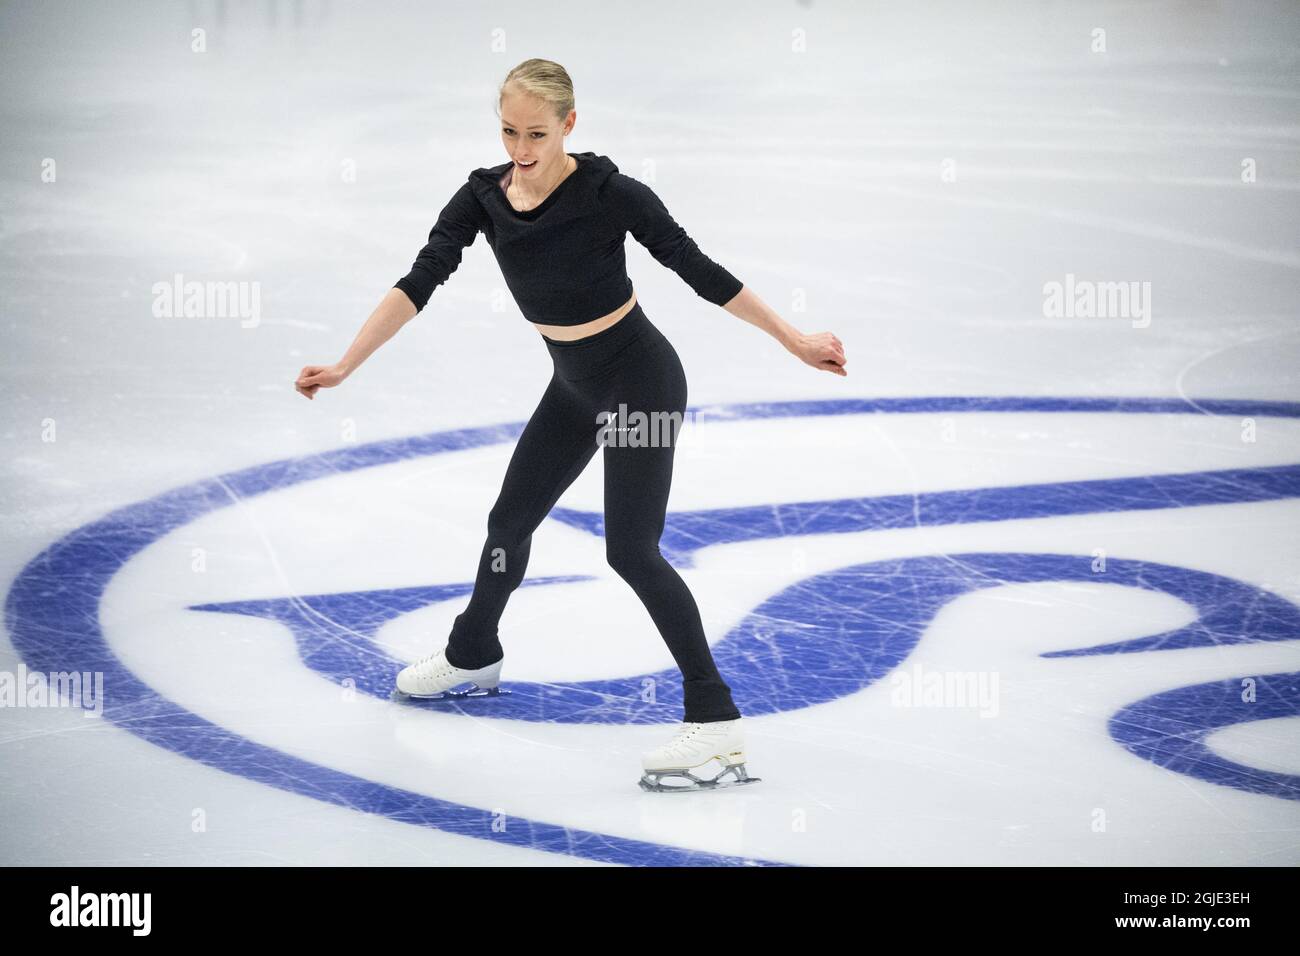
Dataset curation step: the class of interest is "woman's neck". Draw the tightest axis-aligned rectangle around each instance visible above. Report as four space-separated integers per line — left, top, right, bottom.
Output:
505 154 576 208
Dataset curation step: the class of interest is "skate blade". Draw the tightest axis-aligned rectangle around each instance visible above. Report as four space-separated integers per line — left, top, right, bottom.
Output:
638 762 761 794
390 684 510 702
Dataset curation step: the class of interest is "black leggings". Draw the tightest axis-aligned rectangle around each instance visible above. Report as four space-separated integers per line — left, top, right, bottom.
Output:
444 301 742 723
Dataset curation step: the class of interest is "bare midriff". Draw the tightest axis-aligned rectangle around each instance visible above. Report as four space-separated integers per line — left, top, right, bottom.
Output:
499 160 638 342
530 290 638 341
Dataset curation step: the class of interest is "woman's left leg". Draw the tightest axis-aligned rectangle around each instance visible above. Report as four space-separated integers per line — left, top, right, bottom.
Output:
600 329 742 724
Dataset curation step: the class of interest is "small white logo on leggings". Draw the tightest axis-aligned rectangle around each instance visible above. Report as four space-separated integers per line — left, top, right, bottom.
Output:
597 404 683 447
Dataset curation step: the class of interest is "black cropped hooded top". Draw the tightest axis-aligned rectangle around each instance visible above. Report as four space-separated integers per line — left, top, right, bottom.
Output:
394 152 743 326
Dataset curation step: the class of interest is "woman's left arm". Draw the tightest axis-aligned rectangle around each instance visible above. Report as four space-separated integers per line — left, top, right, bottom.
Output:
612 172 846 376
721 285 847 376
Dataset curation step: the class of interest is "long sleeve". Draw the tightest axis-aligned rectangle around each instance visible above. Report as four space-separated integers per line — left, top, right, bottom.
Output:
394 180 484 312
610 172 743 306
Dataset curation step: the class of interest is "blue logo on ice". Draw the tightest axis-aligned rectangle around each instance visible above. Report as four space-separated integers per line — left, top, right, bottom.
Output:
6 397 1300 866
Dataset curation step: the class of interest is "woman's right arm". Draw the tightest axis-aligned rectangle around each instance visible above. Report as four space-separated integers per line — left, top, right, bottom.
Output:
295 180 484 400
295 288 417 399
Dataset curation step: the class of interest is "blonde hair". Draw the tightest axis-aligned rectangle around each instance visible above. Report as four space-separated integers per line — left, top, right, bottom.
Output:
497 58 575 122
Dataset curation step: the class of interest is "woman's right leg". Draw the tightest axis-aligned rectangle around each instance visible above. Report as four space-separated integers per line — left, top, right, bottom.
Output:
444 373 600 669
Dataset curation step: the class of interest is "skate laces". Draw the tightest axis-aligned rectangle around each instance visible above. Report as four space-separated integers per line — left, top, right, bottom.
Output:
664 721 740 753
412 649 452 675
665 723 703 750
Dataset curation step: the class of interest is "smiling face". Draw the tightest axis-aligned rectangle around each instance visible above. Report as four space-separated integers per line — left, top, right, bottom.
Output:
499 86 576 182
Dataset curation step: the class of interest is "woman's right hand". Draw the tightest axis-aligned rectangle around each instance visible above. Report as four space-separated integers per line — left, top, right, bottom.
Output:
295 363 349 400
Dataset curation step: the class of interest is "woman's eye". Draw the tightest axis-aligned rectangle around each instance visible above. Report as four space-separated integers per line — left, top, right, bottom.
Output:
532 132 545 139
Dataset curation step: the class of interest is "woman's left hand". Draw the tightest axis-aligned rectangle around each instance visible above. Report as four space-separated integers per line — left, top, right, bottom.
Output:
791 332 847 376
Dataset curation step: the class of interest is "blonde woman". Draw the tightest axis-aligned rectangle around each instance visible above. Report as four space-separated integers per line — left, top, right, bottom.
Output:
296 59 846 792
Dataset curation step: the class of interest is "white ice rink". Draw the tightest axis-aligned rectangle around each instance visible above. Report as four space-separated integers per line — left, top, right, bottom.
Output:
2 0 1298 865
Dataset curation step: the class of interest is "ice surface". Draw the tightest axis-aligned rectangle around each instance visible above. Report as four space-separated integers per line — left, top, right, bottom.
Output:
1 0 1298 865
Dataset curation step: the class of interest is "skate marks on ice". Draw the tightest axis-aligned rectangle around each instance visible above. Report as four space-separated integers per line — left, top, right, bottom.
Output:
6 396 1300 865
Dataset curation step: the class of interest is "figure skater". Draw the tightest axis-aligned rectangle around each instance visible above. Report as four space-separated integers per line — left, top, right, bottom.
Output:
295 58 846 792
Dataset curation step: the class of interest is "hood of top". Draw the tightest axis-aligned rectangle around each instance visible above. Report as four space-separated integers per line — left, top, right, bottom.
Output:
469 151 618 204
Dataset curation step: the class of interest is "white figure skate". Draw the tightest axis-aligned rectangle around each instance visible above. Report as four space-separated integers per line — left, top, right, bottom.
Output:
639 718 760 793
393 647 508 700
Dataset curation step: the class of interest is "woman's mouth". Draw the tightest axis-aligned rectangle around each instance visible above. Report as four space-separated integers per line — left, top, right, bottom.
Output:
516 159 537 171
